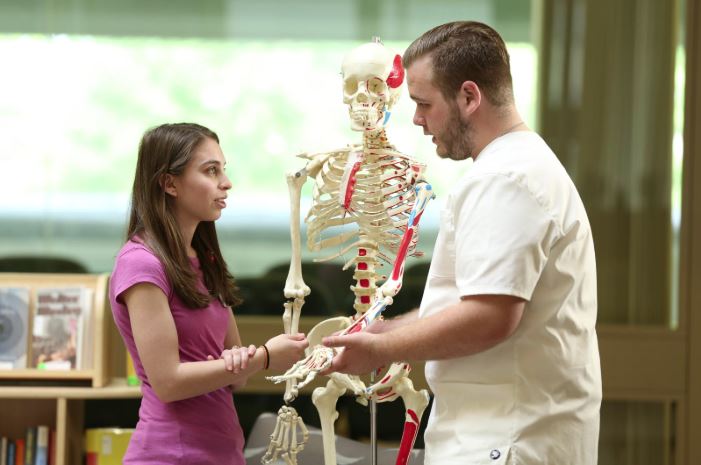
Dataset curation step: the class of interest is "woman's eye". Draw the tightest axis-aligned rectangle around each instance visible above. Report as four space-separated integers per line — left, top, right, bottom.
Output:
208 166 218 175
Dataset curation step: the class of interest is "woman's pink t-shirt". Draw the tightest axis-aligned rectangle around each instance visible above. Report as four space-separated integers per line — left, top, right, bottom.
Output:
109 240 245 465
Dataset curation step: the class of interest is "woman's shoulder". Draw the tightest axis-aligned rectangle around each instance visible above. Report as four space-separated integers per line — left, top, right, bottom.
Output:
111 238 172 301
114 238 164 274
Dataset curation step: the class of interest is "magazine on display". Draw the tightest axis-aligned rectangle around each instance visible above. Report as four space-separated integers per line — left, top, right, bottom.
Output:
31 287 93 370
0 287 30 370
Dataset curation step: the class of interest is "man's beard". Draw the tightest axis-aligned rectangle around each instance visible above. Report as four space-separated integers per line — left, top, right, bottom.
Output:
439 105 474 161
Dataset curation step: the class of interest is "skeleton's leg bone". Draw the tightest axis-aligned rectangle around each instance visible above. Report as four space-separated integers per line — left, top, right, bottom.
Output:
312 380 347 465
393 377 430 465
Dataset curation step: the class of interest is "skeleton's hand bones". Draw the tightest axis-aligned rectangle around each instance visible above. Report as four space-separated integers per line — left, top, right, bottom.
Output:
322 331 388 376
267 344 335 391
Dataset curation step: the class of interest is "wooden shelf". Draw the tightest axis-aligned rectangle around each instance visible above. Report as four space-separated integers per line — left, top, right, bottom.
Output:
0 272 118 465
0 272 111 387
0 378 141 399
0 369 94 381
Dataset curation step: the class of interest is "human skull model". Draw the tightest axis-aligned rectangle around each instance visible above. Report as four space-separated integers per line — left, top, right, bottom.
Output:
341 40 404 132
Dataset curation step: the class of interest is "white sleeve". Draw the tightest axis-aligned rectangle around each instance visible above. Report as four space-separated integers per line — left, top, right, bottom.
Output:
453 173 559 300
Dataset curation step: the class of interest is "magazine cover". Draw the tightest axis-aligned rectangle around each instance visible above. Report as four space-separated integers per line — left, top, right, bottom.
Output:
31 287 93 370
0 287 30 369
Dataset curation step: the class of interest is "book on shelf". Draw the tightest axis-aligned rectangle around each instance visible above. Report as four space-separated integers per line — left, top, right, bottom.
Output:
0 287 30 370
34 426 49 465
6 439 15 465
25 427 35 465
48 429 55 465
0 431 50 465
15 438 25 465
1 436 7 465
31 287 93 370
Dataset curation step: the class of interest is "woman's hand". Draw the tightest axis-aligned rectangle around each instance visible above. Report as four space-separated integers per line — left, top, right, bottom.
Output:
264 333 309 371
218 344 257 374
207 344 256 391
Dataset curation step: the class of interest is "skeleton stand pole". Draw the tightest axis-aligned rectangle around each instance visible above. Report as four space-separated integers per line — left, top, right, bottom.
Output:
370 370 377 465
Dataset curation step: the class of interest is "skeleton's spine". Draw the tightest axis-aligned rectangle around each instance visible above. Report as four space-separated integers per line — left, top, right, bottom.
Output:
350 239 379 315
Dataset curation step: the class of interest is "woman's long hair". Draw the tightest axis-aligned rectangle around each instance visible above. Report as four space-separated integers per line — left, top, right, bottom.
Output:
126 122 241 309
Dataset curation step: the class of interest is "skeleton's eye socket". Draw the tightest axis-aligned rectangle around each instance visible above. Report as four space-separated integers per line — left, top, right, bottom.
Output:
345 80 358 95
367 78 385 94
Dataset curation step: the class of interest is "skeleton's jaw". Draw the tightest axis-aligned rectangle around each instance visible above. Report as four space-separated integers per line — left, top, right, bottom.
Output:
349 108 387 132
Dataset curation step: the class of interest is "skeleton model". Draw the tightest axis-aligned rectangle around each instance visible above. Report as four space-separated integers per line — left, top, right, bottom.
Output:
263 39 434 465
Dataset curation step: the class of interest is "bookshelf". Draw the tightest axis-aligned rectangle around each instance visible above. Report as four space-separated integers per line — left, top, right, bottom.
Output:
0 273 112 387
0 273 429 465
0 272 140 465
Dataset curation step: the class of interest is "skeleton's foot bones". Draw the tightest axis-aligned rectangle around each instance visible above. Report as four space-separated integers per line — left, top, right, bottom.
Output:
262 406 309 465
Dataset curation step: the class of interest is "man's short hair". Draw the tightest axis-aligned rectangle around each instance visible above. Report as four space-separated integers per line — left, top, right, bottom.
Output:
403 21 514 106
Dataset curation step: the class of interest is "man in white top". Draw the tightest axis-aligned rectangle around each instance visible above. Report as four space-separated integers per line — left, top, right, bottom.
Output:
323 21 602 464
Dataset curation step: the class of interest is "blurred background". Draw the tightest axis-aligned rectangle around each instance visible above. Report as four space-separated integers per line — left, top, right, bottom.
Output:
0 0 698 463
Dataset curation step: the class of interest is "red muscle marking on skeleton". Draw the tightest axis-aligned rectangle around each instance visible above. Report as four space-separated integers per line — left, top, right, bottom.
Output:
391 229 414 281
412 211 424 227
345 314 368 334
343 160 362 210
387 55 404 89
395 409 420 465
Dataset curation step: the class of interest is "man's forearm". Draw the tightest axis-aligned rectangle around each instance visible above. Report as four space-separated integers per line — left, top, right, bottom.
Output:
371 308 420 333
377 297 524 363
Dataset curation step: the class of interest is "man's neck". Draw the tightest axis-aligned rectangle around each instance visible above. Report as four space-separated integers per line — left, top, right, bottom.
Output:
471 105 526 160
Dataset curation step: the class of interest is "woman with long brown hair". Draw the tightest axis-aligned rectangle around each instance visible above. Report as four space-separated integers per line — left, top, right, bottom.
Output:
109 122 308 464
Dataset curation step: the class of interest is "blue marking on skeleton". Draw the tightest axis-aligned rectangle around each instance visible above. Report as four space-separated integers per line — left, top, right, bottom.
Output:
383 108 391 125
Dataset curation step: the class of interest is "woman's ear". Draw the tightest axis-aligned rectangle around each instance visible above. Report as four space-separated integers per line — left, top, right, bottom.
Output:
161 173 177 197
457 80 481 118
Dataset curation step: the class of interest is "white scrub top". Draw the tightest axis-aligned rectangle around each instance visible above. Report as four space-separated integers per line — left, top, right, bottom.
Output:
419 131 601 465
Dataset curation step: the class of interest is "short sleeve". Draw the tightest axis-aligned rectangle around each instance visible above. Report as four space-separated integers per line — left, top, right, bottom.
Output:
111 247 171 304
454 173 559 300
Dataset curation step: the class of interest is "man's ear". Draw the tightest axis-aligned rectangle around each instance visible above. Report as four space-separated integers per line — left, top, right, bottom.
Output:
456 80 481 118
161 173 177 197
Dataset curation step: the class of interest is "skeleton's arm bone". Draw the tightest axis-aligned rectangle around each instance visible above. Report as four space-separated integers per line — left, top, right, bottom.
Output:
381 181 435 298
282 156 334 400
284 167 312 303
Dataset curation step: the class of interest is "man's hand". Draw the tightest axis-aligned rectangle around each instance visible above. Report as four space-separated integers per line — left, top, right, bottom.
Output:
322 332 387 375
